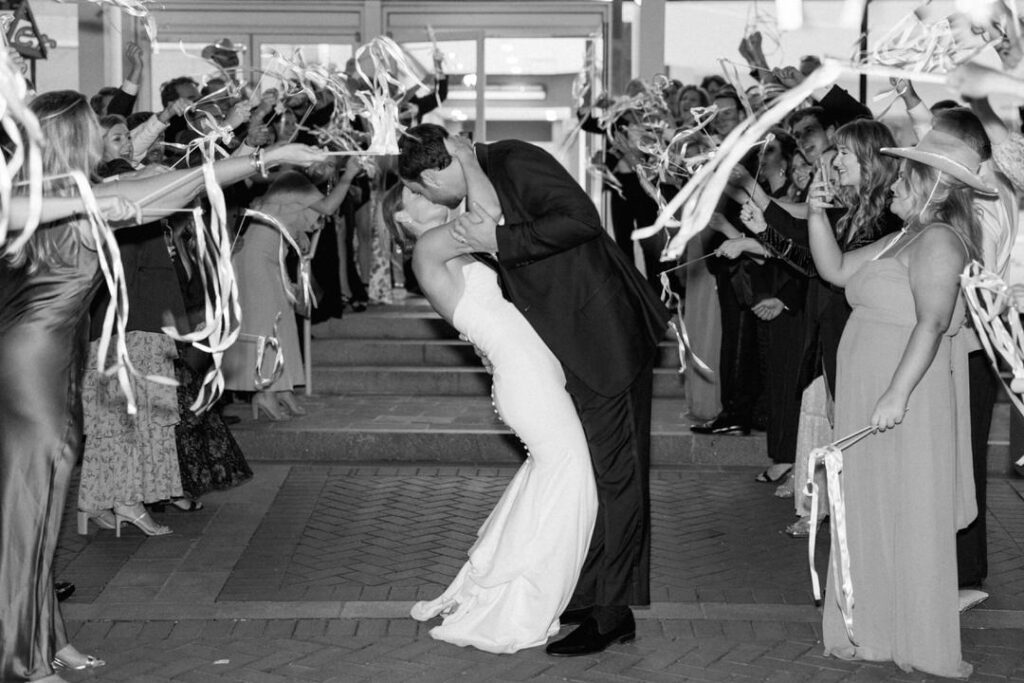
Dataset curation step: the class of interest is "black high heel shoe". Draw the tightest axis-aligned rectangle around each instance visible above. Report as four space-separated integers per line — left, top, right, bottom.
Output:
149 497 203 513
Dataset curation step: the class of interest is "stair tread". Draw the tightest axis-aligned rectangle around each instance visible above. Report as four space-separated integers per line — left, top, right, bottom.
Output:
227 396 704 436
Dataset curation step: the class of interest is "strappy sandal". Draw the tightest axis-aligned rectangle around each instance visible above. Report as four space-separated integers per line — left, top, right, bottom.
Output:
52 645 105 671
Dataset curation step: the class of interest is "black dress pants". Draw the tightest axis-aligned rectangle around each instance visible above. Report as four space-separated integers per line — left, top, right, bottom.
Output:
759 310 804 464
565 357 655 608
957 350 996 587
714 269 762 426
610 172 665 293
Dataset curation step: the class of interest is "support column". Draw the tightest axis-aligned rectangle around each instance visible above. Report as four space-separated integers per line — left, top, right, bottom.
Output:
362 0 382 43
77 3 105 98
637 0 665 81
610 0 629 94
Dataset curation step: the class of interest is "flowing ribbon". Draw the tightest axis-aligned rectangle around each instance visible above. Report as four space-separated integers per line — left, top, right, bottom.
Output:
961 261 1024 417
805 425 875 646
158 137 241 413
0 42 43 253
251 312 285 390
350 36 431 154
242 208 316 312
658 272 713 380
64 170 178 416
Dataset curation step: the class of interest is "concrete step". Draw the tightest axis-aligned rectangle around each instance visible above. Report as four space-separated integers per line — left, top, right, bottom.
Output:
313 309 458 340
306 365 686 398
226 395 768 466
310 338 683 369
314 307 680 343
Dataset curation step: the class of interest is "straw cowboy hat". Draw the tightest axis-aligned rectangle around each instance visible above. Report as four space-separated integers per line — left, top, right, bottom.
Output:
881 128 996 195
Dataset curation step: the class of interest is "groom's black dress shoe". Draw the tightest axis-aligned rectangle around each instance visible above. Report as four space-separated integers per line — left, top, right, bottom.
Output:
546 613 636 657
559 606 592 626
690 415 750 436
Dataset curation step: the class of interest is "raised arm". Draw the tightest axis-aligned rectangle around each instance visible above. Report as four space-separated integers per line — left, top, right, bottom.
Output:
308 156 362 216
870 226 965 430
445 136 501 222
806 178 894 286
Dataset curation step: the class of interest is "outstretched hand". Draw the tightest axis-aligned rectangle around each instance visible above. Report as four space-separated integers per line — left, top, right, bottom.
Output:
450 200 499 253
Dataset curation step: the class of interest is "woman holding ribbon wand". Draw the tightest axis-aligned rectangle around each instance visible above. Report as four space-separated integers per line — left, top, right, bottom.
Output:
0 89 326 682
805 128 984 678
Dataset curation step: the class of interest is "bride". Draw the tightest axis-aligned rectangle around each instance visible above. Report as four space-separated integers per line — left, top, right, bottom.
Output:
382 137 597 654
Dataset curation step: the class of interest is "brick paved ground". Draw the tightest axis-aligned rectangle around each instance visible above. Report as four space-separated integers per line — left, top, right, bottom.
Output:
54 465 1024 682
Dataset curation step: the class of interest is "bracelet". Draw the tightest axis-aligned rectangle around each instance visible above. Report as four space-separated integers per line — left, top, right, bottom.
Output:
249 148 268 179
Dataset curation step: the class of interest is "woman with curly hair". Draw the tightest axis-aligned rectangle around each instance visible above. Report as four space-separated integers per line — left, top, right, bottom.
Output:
730 119 903 532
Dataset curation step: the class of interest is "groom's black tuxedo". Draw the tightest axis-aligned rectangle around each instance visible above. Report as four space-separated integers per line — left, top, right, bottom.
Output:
477 141 670 396
475 139 670 609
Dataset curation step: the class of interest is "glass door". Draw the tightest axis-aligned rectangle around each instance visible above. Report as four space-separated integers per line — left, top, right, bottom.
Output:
253 33 355 95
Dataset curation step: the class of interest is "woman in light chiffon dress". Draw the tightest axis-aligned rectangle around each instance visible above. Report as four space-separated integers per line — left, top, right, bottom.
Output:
384 139 597 654
807 130 982 679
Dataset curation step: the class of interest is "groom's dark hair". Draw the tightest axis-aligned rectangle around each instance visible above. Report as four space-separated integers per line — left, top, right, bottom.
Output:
398 123 453 182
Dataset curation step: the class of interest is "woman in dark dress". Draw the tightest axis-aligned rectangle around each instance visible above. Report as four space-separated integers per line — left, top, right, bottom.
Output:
0 90 327 681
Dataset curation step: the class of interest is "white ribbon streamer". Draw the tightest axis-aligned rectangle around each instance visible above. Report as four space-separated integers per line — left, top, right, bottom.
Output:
805 425 875 646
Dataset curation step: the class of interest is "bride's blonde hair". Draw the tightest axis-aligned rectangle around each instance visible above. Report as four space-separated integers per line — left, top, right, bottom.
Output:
381 182 416 250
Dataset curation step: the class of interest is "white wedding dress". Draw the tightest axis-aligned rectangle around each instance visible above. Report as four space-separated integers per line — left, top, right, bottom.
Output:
410 261 598 654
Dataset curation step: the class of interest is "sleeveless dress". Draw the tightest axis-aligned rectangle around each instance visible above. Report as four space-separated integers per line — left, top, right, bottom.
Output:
823 241 975 678
223 171 322 393
410 262 598 653
0 223 102 681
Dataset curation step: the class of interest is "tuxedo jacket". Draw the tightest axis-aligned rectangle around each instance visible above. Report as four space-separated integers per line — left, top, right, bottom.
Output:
476 140 670 397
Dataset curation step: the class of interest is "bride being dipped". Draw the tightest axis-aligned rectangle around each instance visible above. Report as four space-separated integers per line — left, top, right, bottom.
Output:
382 136 597 654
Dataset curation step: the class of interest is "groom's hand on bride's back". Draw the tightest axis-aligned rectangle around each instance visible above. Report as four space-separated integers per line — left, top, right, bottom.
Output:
460 333 494 374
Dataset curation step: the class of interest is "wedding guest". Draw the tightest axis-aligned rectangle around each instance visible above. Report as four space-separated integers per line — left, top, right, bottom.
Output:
733 120 901 534
717 129 805 484
807 129 982 678
223 156 362 419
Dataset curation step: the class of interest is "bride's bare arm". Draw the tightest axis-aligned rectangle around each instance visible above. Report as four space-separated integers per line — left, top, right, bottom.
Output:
411 226 467 320
445 136 501 222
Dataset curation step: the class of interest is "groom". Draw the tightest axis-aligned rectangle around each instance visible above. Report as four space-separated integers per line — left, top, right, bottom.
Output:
398 124 670 656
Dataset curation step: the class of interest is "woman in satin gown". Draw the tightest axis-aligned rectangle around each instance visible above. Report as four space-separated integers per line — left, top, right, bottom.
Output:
806 129 982 678
383 139 597 654
0 90 328 682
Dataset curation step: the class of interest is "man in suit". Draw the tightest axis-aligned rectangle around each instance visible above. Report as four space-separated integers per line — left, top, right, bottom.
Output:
398 124 670 656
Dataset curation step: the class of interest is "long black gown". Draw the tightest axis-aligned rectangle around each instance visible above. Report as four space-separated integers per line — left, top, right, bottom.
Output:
0 222 101 681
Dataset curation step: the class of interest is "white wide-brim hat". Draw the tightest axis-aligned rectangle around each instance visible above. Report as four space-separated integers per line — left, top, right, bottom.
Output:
881 128 996 195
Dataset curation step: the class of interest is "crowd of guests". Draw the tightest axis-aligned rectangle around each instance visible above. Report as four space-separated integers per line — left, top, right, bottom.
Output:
0 36 450 682
577 30 1024 678
3 17 1024 680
